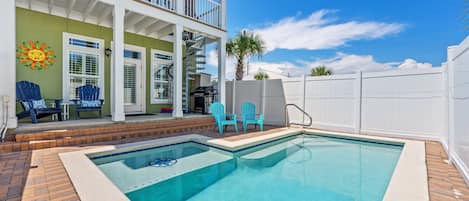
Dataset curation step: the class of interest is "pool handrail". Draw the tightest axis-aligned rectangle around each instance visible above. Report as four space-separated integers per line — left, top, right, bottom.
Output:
285 104 313 128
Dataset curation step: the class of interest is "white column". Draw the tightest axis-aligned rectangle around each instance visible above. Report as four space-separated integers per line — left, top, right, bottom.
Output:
0 0 17 128
111 4 125 122
354 71 363 134
220 0 227 29
172 24 184 118
217 36 227 109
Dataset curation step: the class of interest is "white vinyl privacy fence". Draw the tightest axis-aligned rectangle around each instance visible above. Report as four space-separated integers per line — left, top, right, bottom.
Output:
226 36 469 185
227 68 447 140
448 36 469 185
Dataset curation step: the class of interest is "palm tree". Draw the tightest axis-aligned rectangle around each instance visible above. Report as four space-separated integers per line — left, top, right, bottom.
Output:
254 72 269 80
226 30 265 80
311 66 333 76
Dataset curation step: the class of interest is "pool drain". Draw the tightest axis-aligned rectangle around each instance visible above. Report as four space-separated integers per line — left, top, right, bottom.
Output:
149 159 178 167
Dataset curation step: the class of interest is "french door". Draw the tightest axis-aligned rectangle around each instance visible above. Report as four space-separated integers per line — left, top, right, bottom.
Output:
123 45 146 114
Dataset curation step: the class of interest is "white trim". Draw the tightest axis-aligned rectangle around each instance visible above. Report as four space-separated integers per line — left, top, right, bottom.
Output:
62 32 105 103
150 49 173 105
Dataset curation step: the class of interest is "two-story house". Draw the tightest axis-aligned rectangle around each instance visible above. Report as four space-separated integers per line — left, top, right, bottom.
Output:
0 0 227 128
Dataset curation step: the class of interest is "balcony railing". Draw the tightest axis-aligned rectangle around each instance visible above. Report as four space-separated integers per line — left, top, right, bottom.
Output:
141 0 224 29
143 0 176 11
185 0 221 28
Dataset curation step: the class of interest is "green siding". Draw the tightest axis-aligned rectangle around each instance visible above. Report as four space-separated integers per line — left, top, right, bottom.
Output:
16 8 175 116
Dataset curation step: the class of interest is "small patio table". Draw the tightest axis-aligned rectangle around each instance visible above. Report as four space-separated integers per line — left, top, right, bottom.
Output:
51 102 71 121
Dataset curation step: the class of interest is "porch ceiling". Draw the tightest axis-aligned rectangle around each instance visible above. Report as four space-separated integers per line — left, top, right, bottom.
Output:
16 0 175 41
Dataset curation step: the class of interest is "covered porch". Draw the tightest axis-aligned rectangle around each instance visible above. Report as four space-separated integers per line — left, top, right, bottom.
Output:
3 0 228 129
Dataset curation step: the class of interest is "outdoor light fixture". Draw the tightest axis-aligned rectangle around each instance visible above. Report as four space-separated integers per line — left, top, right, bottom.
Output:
105 48 112 57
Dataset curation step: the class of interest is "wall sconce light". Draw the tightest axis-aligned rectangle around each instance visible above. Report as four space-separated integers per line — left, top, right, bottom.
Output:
105 48 112 57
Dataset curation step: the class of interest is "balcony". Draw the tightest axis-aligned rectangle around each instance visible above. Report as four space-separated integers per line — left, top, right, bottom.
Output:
140 0 225 29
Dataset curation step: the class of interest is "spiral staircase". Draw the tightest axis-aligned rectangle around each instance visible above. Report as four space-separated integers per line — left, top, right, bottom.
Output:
166 32 208 112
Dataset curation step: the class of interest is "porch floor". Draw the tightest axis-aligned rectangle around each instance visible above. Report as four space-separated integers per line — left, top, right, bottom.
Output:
0 129 467 201
15 113 209 134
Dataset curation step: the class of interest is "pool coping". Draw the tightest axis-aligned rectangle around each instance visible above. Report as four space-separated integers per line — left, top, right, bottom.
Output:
59 129 429 201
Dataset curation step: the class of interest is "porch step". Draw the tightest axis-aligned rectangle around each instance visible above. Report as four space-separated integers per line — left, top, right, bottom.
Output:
0 120 216 153
15 117 215 143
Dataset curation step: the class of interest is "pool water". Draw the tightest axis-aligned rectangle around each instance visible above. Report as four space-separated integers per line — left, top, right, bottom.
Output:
91 135 403 201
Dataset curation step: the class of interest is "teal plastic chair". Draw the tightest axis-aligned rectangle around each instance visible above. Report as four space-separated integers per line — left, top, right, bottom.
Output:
210 102 238 135
241 102 264 133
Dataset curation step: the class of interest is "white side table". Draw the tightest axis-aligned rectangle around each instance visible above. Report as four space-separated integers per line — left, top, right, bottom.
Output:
51 102 71 121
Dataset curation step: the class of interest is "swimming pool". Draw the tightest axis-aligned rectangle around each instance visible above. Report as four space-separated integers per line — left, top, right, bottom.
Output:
90 134 402 201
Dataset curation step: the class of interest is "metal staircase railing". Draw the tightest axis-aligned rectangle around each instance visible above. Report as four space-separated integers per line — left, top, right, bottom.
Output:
285 104 313 128
166 32 207 112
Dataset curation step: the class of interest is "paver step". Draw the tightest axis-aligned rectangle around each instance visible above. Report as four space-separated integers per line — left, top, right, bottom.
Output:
15 117 215 143
29 123 214 146
0 122 216 153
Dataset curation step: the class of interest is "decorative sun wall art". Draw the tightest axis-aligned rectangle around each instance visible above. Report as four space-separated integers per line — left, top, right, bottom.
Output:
17 41 56 70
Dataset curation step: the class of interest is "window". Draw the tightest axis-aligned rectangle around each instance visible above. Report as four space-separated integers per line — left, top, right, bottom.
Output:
151 49 173 104
124 50 142 60
63 33 105 102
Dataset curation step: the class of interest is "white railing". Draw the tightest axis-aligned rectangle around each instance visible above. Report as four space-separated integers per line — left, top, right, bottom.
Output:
143 0 176 11
140 0 224 29
184 0 222 28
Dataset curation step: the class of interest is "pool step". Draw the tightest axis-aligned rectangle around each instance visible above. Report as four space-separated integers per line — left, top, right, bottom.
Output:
239 138 304 168
15 117 215 142
98 149 235 193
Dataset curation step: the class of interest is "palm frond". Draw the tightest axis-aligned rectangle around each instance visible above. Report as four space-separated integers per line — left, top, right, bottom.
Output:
226 30 266 80
311 66 333 76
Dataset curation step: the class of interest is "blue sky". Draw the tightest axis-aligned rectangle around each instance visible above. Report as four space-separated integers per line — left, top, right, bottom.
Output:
206 0 467 79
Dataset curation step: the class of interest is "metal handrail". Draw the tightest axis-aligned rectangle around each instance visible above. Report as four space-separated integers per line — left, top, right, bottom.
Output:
285 104 313 128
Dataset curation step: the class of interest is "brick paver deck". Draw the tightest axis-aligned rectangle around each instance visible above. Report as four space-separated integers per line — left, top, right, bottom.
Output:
426 141 469 201
0 127 468 201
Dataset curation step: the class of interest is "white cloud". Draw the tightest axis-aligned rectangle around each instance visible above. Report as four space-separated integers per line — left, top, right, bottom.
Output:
207 50 435 80
303 53 393 74
252 10 404 52
397 59 433 70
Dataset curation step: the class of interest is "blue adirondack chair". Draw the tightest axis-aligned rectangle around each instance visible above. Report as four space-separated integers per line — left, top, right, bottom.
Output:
16 81 63 124
210 102 238 135
72 84 104 119
241 102 264 133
